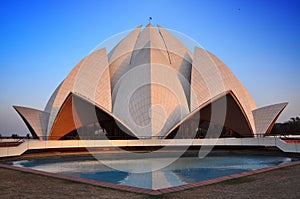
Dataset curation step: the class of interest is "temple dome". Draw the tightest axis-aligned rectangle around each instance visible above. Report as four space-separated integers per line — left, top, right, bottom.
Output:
14 24 288 140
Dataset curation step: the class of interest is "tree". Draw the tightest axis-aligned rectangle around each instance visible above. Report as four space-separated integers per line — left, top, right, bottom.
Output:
271 116 300 135
289 117 296 123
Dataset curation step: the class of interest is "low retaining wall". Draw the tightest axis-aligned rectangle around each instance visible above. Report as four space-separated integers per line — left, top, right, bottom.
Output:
0 138 299 157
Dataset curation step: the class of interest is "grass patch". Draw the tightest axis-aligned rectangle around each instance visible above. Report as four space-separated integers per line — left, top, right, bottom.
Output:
145 195 165 199
63 179 84 185
223 176 255 185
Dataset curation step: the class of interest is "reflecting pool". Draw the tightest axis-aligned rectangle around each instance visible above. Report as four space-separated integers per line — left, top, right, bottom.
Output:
8 152 298 190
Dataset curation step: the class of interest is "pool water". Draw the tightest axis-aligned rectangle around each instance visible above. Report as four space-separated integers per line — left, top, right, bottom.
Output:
8 153 298 190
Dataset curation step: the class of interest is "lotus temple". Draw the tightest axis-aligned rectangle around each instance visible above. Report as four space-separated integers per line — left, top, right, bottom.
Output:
2 24 299 197
13 24 288 142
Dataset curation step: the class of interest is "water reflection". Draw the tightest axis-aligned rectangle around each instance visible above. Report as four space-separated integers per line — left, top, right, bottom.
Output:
10 154 295 190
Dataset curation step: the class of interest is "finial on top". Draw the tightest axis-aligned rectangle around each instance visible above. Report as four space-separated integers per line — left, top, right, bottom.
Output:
148 17 152 24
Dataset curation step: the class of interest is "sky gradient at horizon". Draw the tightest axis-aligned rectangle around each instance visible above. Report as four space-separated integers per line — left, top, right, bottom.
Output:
0 0 299 136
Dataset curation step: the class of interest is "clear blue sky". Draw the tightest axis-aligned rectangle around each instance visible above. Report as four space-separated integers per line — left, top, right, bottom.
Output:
0 0 299 136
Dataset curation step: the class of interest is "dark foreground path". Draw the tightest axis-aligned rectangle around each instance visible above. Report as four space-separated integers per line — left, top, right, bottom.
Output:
1 164 299 199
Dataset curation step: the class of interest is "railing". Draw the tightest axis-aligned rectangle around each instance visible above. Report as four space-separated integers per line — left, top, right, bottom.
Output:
0 138 25 147
2 133 298 141
36 135 168 140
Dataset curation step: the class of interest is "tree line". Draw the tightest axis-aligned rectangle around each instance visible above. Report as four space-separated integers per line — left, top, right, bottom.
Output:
271 117 300 135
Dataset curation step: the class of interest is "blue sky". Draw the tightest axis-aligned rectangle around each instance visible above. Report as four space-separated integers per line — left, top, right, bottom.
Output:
0 0 299 136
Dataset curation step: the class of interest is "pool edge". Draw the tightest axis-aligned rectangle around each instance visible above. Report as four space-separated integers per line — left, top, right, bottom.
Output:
1 160 300 195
